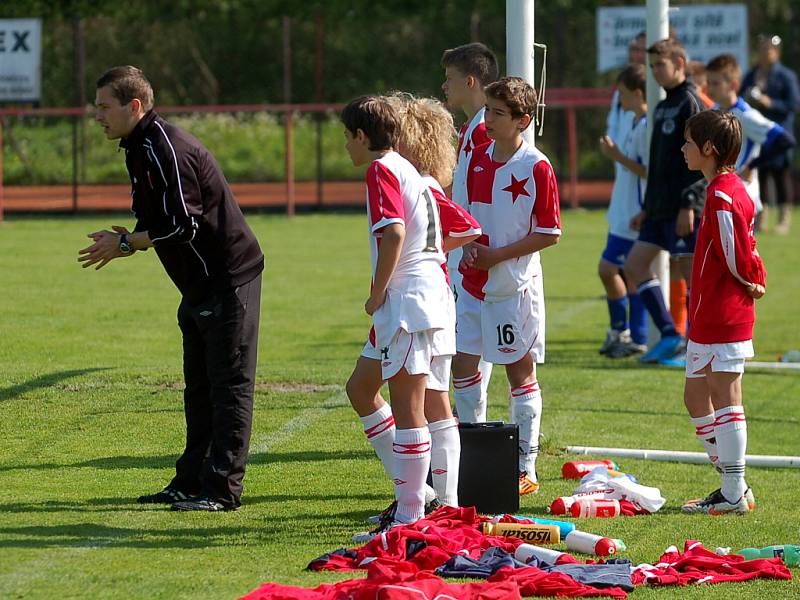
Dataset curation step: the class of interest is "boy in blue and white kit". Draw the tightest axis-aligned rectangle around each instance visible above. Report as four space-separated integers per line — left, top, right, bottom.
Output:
597 64 649 358
704 54 796 216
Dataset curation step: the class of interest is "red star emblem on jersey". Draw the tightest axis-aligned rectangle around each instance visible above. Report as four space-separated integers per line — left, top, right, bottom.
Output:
502 175 530 203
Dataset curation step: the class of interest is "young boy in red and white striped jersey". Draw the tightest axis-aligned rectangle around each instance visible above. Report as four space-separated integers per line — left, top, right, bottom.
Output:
347 94 481 538
455 77 562 495
679 110 767 515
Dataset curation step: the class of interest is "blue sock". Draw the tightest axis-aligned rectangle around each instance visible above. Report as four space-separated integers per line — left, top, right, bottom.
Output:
637 279 678 337
628 292 648 345
607 296 628 332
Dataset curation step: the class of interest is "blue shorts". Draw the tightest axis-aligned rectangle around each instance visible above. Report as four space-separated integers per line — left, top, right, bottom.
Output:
638 217 696 257
600 233 636 267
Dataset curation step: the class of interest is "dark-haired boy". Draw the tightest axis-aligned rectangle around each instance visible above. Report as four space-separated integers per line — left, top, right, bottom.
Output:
623 38 705 364
455 77 561 495
341 96 454 538
441 42 500 422
679 110 766 514
597 64 649 358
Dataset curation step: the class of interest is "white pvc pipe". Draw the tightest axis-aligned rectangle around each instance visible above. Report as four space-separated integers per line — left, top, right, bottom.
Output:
567 446 800 468
747 361 800 370
506 0 535 143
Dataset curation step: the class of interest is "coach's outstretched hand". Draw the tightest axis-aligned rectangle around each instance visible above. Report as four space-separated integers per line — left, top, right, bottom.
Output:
78 225 130 270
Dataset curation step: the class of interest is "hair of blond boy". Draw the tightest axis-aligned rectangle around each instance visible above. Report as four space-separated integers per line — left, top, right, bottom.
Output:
441 43 500 86
685 110 742 170
484 76 538 119
706 54 742 84
96 65 154 111
647 38 687 65
384 92 457 188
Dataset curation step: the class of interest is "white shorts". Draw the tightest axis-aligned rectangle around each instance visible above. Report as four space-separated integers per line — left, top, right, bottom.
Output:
361 327 452 387
685 339 754 378
456 279 545 365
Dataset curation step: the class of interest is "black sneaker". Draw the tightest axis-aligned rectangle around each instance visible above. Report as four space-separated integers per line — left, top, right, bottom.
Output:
170 496 237 512
366 500 398 524
137 486 192 504
366 496 443 524
425 497 444 515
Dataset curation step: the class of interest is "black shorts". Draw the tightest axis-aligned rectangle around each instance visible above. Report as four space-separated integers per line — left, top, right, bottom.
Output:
638 217 696 257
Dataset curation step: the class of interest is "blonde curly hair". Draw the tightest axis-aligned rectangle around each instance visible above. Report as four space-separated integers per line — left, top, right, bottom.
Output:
384 92 457 188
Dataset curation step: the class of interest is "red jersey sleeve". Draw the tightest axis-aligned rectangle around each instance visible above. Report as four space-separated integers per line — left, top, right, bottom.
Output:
531 160 562 235
367 161 404 234
709 187 766 288
431 186 481 239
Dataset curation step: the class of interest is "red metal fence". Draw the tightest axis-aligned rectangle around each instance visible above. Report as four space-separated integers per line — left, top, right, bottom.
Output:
0 88 614 221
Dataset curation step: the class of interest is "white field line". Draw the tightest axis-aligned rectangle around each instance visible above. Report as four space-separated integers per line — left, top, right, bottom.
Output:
546 296 598 330
0 540 114 596
249 389 348 454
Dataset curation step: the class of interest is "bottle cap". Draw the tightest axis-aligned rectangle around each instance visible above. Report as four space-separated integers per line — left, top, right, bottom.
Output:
595 537 617 556
549 497 569 515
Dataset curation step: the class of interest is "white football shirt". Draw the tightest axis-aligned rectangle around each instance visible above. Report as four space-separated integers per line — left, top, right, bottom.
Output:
461 140 561 301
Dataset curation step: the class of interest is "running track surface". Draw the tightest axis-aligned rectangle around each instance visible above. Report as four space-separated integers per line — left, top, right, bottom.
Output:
1 180 613 212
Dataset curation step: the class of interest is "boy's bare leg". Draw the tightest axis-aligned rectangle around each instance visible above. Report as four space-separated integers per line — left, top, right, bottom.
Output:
388 369 430 523
684 374 718 469
506 354 542 490
598 259 627 299
452 351 484 422
425 389 460 507
625 241 681 343
347 357 395 481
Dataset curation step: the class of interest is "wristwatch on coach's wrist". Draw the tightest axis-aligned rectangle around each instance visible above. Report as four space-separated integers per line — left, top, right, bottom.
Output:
119 233 134 255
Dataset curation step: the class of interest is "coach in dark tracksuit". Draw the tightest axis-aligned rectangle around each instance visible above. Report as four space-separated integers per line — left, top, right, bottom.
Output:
79 66 263 511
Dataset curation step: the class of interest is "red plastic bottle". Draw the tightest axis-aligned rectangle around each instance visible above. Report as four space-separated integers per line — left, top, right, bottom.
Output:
549 490 606 515
561 460 619 479
570 498 621 518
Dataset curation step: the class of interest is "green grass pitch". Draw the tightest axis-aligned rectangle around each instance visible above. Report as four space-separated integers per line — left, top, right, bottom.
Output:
0 209 798 599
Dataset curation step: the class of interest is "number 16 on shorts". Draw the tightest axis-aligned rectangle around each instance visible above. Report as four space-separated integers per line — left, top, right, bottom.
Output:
457 282 544 365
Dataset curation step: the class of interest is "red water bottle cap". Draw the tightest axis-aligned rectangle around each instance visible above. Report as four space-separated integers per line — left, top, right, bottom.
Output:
549 497 569 515
594 537 617 556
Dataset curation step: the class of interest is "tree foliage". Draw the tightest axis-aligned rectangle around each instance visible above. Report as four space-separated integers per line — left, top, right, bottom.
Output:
1 0 795 107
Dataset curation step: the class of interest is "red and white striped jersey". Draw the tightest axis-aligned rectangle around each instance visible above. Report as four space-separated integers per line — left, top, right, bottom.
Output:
689 172 766 344
425 175 482 245
460 140 562 301
424 175 482 284
365 152 452 346
452 108 491 209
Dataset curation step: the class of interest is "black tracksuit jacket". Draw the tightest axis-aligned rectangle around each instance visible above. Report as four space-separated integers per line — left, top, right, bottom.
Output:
120 110 264 304
644 80 705 220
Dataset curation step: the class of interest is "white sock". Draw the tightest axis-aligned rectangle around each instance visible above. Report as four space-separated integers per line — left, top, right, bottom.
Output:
393 427 432 523
359 404 395 481
510 381 542 478
691 413 719 468
714 405 747 502
428 417 460 507
477 359 493 421
453 372 485 423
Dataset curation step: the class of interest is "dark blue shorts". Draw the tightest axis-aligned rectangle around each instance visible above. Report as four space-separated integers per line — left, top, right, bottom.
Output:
600 233 636 267
638 217 696 256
